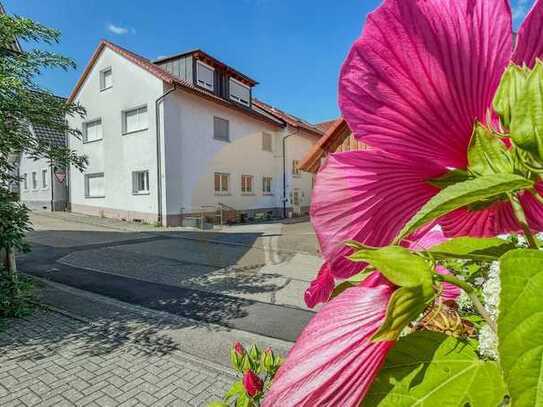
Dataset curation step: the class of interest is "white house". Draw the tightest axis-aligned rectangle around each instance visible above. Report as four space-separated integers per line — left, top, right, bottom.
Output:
17 123 69 211
66 40 323 226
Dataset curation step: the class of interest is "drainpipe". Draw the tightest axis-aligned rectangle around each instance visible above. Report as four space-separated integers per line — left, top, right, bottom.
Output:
50 162 54 212
155 85 177 226
282 128 297 218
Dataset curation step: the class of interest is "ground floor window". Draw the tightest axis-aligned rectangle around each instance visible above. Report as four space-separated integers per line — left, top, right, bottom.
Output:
42 168 48 189
85 173 105 198
214 172 230 193
132 170 150 194
23 173 28 190
241 175 254 193
262 176 272 194
31 172 38 190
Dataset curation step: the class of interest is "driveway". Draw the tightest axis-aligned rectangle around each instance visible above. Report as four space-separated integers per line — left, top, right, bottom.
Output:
19 212 321 343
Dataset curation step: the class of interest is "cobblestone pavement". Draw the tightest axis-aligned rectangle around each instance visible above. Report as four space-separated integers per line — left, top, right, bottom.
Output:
0 310 234 407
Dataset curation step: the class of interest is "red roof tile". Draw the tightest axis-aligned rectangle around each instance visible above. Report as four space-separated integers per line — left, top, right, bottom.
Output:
253 100 324 137
68 40 283 127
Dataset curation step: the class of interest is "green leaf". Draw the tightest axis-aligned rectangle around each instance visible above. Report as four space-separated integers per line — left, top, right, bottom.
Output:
468 123 513 176
372 286 434 342
330 271 371 299
225 381 244 402
510 61 543 161
208 402 229 407
348 246 433 288
498 249 543 407
428 237 515 261
493 63 530 129
428 169 470 189
397 174 533 242
235 393 251 407
364 332 508 407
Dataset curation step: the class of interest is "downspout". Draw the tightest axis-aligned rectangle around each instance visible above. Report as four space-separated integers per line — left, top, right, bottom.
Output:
282 128 297 218
50 162 54 212
155 84 177 226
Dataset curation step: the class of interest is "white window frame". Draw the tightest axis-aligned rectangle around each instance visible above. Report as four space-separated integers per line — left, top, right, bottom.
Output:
214 172 230 194
196 60 215 91
262 176 273 194
100 67 113 91
132 170 150 195
41 168 49 190
122 105 148 135
229 77 251 107
262 132 273 152
241 175 254 194
83 118 103 143
85 173 105 198
31 171 38 190
213 116 230 142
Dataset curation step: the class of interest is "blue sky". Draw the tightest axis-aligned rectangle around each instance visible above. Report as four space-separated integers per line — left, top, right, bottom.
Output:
3 0 536 124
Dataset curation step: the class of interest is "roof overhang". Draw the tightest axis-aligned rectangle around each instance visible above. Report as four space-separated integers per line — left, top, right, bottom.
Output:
298 118 351 173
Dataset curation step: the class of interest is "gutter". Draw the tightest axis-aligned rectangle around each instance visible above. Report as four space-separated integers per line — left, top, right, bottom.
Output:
155 85 177 226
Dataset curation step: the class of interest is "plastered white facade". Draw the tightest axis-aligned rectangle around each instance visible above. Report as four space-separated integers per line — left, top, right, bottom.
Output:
68 46 317 226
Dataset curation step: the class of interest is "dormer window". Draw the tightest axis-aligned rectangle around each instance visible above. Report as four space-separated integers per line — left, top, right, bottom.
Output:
229 78 250 107
196 60 214 91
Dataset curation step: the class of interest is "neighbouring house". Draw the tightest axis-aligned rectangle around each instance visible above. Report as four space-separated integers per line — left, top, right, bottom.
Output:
298 117 367 173
17 122 69 211
66 40 323 226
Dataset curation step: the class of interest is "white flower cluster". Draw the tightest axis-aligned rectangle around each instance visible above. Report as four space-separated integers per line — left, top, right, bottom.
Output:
478 261 500 359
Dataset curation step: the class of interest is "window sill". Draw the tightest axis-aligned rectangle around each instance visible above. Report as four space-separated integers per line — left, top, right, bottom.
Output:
213 138 231 143
263 193 274 196
100 86 112 92
241 193 256 196
132 192 150 196
214 192 231 196
83 139 103 144
123 128 148 136
85 196 105 199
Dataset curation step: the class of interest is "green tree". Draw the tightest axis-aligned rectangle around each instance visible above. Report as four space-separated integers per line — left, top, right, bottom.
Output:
0 6 86 315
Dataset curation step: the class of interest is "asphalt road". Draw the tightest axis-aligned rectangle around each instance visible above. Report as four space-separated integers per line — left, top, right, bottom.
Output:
19 212 320 343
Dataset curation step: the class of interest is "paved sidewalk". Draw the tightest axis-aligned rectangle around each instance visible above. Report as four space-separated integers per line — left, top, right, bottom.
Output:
0 309 234 407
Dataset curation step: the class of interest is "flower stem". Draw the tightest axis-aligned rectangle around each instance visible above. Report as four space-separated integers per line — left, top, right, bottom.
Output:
510 193 539 249
436 273 497 333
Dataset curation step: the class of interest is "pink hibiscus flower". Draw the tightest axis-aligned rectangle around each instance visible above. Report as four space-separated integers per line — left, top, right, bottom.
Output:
315 0 543 283
266 1 543 406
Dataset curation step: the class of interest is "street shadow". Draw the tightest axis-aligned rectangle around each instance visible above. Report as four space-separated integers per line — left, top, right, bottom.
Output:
24 228 299 300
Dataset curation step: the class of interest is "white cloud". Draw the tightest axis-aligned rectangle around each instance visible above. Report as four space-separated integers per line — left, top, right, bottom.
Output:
107 24 129 35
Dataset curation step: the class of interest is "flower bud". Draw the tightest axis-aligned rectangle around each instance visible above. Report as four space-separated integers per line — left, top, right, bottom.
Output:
242 370 263 397
230 348 243 371
262 347 274 371
233 341 245 356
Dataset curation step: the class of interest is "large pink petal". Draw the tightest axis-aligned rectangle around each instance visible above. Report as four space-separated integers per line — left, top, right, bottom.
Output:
311 150 443 279
439 184 543 237
519 182 543 231
439 200 520 237
263 273 395 407
339 0 513 168
513 0 543 68
304 262 335 309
